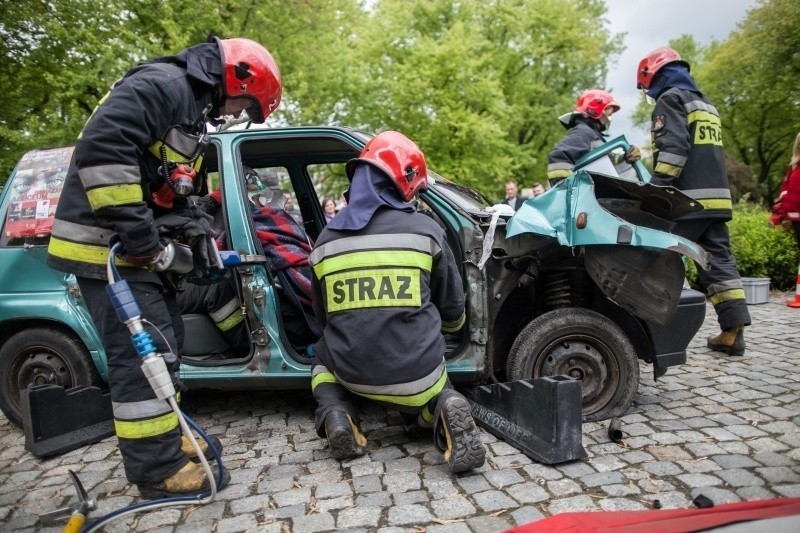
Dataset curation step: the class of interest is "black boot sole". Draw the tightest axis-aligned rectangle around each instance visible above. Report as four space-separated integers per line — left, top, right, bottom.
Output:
439 395 486 473
327 426 367 460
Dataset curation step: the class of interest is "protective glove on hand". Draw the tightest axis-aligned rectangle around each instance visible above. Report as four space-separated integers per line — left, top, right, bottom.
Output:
153 211 220 278
119 242 165 267
188 194 220 217
624 145 642 164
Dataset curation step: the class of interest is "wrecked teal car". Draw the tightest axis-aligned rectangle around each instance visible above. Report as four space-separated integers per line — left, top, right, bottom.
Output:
0 128 708 428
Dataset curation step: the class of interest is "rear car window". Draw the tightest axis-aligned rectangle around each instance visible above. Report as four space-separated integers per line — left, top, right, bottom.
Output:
1 147 74 247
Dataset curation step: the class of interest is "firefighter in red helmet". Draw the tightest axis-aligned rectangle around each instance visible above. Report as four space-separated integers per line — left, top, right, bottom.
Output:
546 89 639 185
47 37 281 498
637 46 750 356
308 131 486 473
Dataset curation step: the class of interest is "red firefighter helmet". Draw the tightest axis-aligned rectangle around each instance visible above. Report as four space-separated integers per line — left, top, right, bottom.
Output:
215 37 282 123
346 131 428 202
636 46 690 89
575 89 620 119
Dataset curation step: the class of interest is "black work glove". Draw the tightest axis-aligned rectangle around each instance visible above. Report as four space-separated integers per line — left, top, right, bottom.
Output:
188 194 220 217
154 211 220 279
119 242 165 267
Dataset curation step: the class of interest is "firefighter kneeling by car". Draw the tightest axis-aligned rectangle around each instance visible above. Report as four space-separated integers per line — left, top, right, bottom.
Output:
308 131 486 473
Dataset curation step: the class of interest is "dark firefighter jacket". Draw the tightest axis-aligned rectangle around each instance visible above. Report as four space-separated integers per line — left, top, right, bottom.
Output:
650 87 731 220
47 51 219 281
546 117 605 182
309 207 466 395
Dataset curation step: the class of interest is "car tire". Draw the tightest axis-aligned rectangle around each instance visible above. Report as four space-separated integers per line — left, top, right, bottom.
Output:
506 308 639 422
0 328 101 428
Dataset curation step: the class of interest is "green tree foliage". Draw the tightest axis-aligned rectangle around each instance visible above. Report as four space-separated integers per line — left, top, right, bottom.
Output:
1 0 622 197
0 0 361 186
686 202 798 290
699 0 800 203
331 0 622 197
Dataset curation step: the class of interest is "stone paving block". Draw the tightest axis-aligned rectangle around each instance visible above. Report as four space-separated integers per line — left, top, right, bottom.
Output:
736 486 776 500
472 489 517 512
384 471 422 493
466 515 512 532
598 498 648 511
716 468 766 487
643 461 682 476
546 495 598 514
506 482 549 504
394 490 427 506
387 503 434 525
547 479 582 497
2 296 800 532
353 474 383 493
426 523 472 533
600 483 641 497
338 506 383 529
689 487 741 505
431 495 476 520
292 511 335 532
356 490 392 508
316 495 353 512
510 505 545 527
217 513 259 532
484 468 524 488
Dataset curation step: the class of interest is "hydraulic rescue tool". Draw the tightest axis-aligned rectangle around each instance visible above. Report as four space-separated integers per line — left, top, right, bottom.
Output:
41 237 226 532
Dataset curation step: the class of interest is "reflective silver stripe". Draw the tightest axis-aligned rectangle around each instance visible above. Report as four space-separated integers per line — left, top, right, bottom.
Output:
312 364 331 378
209 297 241 324
51 219 114 245
78 164 141 188
589 139 604 149
336 360 445 396
685 188 732 200
112 397 172 421
684 100 719 115
162 128 201 159
708 279 744 294
310 233 441 266
657 151 687 167
547 162 574 172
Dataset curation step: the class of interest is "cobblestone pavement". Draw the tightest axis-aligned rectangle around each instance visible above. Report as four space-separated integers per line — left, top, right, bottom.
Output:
1 293 799 532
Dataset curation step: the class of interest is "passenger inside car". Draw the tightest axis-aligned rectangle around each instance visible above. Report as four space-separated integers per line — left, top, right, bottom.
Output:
178 165 320 359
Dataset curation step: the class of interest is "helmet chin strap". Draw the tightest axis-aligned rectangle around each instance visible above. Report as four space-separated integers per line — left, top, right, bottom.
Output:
214 110 252 132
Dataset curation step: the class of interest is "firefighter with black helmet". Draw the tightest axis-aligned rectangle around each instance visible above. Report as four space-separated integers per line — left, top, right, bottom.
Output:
308 131 486 473
46 37 281 498
637 46 750 356
546 89 639 186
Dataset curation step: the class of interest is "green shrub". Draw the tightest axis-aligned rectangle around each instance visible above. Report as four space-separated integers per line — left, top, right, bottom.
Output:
685 201 799 290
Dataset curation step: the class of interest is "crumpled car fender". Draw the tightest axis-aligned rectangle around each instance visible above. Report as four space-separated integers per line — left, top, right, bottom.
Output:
505 170 711 270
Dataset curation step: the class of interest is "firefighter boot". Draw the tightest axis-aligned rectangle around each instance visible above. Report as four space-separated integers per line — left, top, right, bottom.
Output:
707 325 746 357
182 434 223 462
324 411 367 460
433 390 486 473
137 461 231 499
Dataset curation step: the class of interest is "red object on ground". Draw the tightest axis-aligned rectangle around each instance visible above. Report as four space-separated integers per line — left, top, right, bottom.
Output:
507 497 800 533
788 263 800 308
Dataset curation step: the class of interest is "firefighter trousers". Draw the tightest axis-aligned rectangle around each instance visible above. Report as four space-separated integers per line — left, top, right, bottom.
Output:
310 358 451 437
674 218 752 330
77 277 188 484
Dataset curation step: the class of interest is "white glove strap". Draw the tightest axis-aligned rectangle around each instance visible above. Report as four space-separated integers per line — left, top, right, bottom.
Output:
477 204 516 270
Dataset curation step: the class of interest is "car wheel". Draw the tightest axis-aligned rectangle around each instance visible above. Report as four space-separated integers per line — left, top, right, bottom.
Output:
0 328 101 428
506 308 639 421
